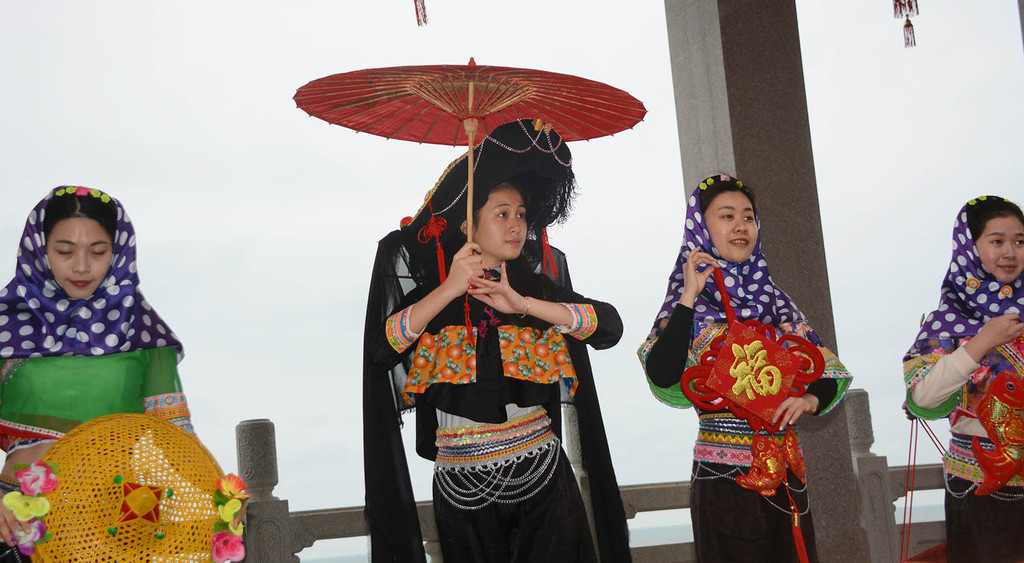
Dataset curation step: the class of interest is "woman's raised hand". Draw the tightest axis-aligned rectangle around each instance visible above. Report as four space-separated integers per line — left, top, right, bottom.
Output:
679 250 718 307
468 262 526 315
965 313 1024 362
442 243 485 297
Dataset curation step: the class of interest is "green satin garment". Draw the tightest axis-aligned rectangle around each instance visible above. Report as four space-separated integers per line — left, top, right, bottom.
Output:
0 346 181 435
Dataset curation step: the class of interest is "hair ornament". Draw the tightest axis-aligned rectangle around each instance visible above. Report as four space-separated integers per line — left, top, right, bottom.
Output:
54 186 112 203
532 118 553 133
699 182 708 191
736 180 744 188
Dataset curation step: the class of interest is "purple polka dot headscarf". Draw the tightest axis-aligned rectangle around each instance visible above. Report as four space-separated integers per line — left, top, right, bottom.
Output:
0 186 182 359
649 174 806 337
910 196 1024 349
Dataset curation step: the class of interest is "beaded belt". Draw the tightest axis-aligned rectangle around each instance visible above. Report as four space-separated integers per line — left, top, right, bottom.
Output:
434 408 560 510
435 408 557 468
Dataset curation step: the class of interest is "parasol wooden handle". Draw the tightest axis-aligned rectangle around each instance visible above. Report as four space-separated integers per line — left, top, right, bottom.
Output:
465 81 477 243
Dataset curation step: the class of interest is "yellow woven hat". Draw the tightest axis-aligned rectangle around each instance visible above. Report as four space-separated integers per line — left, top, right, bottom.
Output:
28 413 227 562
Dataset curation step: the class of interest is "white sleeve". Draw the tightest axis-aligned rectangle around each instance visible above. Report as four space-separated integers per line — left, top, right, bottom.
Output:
909 346 980 409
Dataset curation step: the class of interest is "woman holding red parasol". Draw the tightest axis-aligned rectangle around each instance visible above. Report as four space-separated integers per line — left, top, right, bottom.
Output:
362 119 630 562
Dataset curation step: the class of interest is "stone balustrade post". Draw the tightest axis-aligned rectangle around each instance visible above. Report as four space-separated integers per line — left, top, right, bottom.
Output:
236 418 295 563
845 390 900 563
563 404 600 560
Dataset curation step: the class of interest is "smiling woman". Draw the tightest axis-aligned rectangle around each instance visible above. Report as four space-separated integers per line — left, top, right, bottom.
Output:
904 196 1024 562
638 174 853 563
0 186 195 561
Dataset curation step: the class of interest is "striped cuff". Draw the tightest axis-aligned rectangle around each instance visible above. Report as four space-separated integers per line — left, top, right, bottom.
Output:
144 392 195 434
385 305 421 352
556 303 598 340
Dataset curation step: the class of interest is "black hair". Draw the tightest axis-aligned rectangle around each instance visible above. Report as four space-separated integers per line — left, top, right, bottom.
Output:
470 177 532 225
697 175 758 216
43 190 118 240
966 196 1024 241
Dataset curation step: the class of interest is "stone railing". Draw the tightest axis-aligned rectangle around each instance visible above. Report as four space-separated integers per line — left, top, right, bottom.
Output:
236 390 946 562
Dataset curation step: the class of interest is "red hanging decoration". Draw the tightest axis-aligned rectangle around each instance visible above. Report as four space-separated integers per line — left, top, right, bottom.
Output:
417 201 448 283
463 294 474 347
893 0 919 48
413 0 428 26
893 0 919 18
541 228 559 279
903 17 917 48
784 480 810 563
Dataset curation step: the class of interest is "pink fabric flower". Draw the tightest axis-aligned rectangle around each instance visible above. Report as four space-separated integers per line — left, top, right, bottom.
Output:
211 530 245 563
74 186 91 196
12 519 46 556
15 462 59 496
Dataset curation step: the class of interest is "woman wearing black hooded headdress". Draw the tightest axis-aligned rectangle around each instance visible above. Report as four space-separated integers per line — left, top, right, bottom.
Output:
362 119 630 562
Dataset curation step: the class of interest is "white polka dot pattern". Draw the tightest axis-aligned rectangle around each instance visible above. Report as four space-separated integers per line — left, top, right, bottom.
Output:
0 187 182 359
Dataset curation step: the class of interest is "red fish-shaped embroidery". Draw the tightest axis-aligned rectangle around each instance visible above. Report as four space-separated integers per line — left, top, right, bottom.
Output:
737 433 786 497
971 370 1024 495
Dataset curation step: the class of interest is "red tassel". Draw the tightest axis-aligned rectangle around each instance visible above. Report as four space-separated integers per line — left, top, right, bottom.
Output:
413 0 427 26
904 17 916 48
784 481 810 563
463 294 474 347
541 228 559 278
435 240 447 283
418 202 448 284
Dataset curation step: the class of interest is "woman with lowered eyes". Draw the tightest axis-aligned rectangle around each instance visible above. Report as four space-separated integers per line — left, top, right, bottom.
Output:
0 186 194 561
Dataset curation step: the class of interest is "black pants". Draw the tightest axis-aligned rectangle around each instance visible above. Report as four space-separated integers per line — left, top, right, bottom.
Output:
945 477 1024 563
432 450 597 563
691 461 818 563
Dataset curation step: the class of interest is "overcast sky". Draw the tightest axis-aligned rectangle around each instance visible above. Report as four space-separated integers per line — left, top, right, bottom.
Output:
2 0 1023 558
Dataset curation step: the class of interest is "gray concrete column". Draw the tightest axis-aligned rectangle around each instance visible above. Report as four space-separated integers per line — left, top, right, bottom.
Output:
847 389 901 563
664 1 869 560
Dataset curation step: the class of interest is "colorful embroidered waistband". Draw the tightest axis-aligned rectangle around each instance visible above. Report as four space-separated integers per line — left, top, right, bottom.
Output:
435 408 556 468
692 413 793 468
945 433 1024 486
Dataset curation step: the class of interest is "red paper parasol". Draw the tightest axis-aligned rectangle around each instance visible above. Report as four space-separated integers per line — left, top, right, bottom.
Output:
293 58 646 239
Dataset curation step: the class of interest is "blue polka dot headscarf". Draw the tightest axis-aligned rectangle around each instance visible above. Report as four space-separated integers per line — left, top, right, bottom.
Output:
910 196 1024 349
0 186 182 359
649 174 806 337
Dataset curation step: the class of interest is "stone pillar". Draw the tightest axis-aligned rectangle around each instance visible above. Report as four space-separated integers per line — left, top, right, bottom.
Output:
1019 0 1024 55
236 418 295 563
664 2 870 560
